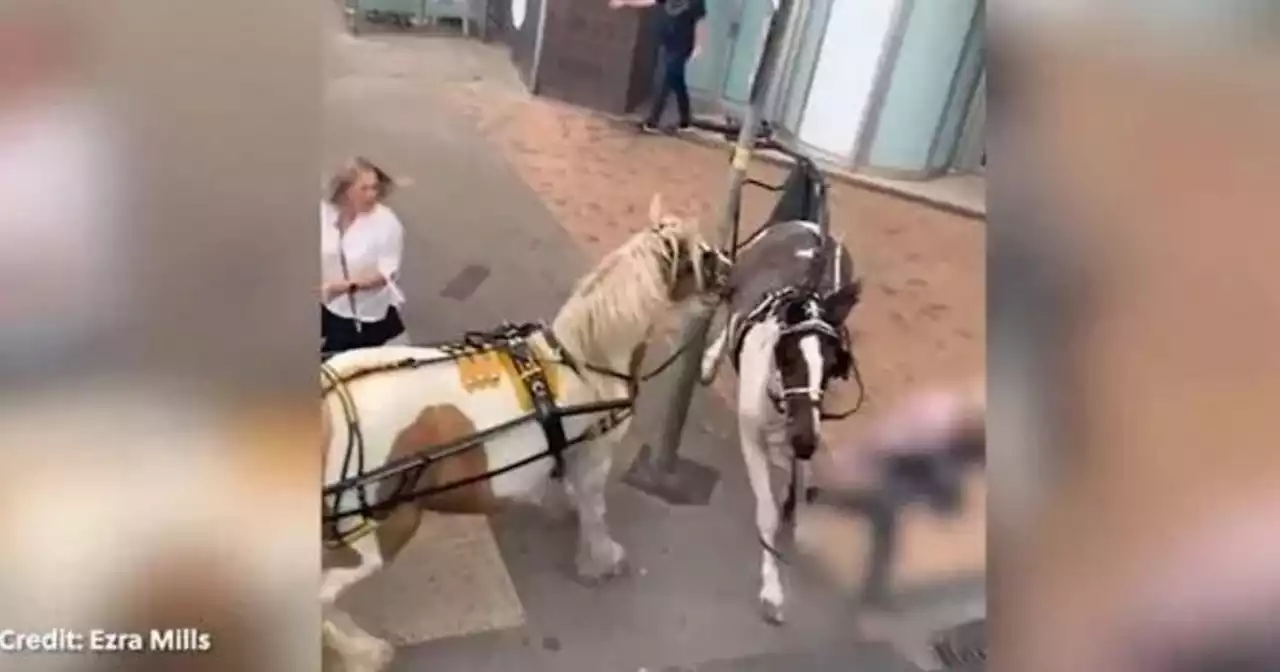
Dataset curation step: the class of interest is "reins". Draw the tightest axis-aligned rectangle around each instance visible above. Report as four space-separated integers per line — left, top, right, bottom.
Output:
816 350 865 420
321 323 719 391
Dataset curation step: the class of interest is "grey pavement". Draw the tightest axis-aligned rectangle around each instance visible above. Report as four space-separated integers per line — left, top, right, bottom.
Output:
324 23 976 672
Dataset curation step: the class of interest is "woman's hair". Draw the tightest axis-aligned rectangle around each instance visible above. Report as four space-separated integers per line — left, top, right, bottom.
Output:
326 157 394 205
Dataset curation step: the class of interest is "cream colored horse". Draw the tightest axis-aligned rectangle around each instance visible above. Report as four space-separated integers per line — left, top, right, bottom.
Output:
319 196 731 672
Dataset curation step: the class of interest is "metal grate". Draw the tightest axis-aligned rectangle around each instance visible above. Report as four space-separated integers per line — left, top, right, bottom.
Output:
932 618 987 669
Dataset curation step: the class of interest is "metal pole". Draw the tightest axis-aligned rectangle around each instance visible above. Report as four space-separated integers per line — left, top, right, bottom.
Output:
627 0 797 504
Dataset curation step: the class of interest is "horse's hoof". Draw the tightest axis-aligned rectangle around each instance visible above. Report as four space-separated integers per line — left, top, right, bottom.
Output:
575 543 629 586
759 599 785 626
354 639 394 672
575 556 629 586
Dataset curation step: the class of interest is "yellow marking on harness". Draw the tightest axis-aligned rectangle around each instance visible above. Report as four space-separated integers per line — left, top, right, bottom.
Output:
456 349 507 393
454 344 563 413
324 518 378 549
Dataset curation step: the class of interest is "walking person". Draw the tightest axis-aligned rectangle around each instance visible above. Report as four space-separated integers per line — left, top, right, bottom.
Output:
610 0 707 134
321 157 409 357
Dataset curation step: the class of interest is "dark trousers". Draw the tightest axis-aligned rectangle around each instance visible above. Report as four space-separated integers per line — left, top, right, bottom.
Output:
321 305 405 358
647 48 692 127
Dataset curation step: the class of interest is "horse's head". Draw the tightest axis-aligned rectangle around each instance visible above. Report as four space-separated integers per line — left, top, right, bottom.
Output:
771 281 861 460
647 194 733 303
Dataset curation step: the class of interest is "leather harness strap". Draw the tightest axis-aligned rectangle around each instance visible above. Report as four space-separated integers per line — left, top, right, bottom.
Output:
503 331 571 480
321 362 373 546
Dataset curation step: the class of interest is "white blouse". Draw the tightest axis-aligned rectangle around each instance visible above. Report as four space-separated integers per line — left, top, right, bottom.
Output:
320 200 405 322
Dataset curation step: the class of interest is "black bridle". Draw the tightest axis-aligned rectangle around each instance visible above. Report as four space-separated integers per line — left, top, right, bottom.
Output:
772 295 846 412
763 290 865 421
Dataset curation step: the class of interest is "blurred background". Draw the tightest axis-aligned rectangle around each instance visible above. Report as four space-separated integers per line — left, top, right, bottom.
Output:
990 3 1280 671
0 1 319 670
2 0 1279 670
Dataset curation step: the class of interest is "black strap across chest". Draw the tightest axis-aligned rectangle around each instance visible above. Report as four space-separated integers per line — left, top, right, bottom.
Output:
502 333 570 479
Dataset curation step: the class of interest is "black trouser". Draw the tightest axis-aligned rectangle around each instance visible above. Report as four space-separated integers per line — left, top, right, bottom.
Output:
321 305 405 357
646 47 692 127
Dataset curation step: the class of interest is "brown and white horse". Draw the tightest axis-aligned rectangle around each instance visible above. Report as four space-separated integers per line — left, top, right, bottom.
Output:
699 218 862 624
319 196 731 672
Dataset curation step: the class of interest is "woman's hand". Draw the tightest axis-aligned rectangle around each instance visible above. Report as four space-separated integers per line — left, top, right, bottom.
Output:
321 279 354 303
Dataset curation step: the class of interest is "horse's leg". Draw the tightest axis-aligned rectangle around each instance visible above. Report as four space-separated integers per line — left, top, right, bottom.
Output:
737 335 787 624
539 476 576 523
567 443 627 583
780 457 816 521
324 607 394 672
320 533 394 671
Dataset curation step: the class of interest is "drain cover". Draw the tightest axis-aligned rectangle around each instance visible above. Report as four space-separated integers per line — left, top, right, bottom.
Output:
932 618 987 669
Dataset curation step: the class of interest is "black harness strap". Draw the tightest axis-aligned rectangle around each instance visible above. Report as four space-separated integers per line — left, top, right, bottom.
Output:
504 333 571 479
727 283 860 417
729 287 800 372
322 363 372 545
540 327 583 377
322 398 636 531
413 321 592 482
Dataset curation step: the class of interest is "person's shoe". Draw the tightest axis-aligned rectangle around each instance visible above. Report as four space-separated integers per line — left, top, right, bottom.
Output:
637 120 661 134
674 120 694 133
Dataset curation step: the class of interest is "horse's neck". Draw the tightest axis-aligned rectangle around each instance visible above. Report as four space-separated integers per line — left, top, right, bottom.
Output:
549 308 656 385
549 239 675 389
735 316 780 374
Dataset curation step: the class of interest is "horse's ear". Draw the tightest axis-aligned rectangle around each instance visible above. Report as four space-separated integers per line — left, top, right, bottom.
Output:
648 193 665 226
823 278 862 322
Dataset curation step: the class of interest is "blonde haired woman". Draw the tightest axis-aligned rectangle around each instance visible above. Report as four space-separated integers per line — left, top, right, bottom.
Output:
320 157 408 355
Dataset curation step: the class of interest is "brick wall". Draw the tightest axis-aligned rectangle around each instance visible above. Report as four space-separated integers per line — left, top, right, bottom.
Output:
536 0 658 114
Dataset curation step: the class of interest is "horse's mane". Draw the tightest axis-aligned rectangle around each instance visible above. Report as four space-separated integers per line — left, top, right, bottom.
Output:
552 198 708 365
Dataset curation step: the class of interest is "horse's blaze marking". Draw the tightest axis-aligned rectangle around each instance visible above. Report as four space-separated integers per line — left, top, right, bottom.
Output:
455 348 562 413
